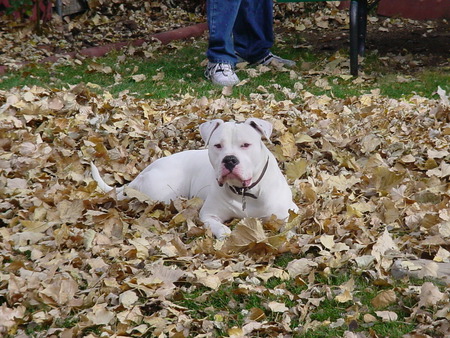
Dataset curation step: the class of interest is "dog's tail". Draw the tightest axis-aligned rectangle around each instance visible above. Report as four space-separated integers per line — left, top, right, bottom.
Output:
90 162 115 193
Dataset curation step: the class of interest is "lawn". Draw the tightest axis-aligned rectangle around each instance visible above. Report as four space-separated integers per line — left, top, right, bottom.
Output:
0 3 449 337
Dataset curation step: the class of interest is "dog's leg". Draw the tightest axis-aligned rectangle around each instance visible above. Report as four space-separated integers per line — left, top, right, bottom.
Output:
200 215 232 240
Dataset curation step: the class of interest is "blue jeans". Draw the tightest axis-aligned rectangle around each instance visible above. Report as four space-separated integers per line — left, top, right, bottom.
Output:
206 0 274 66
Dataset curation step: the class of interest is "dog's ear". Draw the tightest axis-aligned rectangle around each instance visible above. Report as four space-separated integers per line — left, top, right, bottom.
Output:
246 118 273 141
200 119 224 145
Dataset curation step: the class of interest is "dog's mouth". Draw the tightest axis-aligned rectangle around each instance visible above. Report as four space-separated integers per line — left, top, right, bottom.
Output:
218 172 252 187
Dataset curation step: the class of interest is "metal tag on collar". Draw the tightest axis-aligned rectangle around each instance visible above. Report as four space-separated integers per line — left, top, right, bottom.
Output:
241 188 247 211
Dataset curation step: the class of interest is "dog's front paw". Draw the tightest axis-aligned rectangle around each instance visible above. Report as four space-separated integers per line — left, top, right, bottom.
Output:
204 219 231 240
201 215 232 240
213 225 232 241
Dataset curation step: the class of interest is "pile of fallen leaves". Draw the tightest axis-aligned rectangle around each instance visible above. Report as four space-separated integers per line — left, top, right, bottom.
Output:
1 81 449 336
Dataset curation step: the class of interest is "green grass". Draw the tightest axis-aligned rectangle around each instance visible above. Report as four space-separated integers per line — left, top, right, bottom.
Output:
1 35 448 101
274 252 297 268
377 72 447 97
175 271 418 337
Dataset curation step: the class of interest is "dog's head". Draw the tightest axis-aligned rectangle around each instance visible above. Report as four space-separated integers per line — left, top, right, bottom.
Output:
200 118 273 188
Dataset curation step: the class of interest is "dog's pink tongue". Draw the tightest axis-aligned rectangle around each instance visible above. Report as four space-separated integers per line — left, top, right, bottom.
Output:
242 179 252 187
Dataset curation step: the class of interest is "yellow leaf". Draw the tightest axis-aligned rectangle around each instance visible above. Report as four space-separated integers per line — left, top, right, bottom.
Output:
285 159 308 180
214 314 225 322
279 132 297 158
434 246 450 262
320 234 335 250
360 94 372 106
335 278 355 303
228 327 244 337
295 134 314 144
20 220 51 233
335 290 353 303
83 229 96 250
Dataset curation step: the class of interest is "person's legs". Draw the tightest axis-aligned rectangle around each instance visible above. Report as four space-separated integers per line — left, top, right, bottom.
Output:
234 0 296 67
205 0 242 85
233 0 274 64
206 0 242 65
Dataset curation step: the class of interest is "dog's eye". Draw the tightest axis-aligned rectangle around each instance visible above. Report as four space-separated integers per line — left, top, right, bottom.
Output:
241 143 251 148
214 144 222 149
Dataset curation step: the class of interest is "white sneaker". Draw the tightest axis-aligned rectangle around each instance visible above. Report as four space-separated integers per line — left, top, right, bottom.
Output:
238 52 296 68
205 62 240 86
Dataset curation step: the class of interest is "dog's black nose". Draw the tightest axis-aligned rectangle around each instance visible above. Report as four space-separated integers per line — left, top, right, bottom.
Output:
222 155 239 171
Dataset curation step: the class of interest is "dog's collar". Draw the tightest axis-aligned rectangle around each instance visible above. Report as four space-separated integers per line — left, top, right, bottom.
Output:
229 157 269 211
229 186 258 200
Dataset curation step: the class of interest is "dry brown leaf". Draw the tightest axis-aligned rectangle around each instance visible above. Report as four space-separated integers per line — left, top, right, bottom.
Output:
87 303 115 325
371 289 397 308
335 278 355 303
375 311 398 322
371 228 399 263
120 290 139 308
286 258 318 278
363 313 377 323
117 307 143 324
268 301 289 313
320 234 335 250
247 307 266 321
39 275 80 306
222 86 233 96
0 304 26 330
194 270 222 290
223 218 267 253
418 282 447 308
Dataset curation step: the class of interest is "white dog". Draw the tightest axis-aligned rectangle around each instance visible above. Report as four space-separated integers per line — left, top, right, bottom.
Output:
91 118 298 239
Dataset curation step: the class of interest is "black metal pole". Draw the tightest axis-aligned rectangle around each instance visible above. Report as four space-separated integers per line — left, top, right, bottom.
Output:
358 0 368 56
350 0 359 76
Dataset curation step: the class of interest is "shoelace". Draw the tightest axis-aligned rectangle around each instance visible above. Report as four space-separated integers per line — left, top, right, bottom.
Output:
207 63 233 77
259 53 275 64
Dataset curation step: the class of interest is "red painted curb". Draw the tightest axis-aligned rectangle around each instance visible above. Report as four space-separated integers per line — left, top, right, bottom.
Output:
339 0 450 19
0 22 208 75
378 0 450 20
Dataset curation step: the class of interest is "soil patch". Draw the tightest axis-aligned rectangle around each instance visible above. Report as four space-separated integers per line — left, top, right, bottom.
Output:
296 18 449 71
